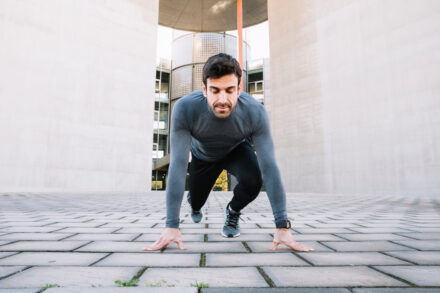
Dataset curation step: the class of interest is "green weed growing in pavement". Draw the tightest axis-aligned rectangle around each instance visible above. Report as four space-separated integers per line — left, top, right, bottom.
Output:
114 278 139 287
147 280 175 287
42 284 59 289
191 281 210 289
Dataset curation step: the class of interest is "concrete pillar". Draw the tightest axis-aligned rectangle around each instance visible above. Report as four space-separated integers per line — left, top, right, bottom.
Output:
268 0 440 196
0 0 159 192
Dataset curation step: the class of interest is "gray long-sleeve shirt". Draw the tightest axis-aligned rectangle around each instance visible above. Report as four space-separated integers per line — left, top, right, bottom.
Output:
165 90 288 228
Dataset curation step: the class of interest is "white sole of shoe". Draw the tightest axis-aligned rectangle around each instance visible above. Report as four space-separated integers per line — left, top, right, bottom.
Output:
221 231 241 238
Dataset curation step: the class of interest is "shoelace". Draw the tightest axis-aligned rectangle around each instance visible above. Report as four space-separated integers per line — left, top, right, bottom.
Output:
226 212 240 228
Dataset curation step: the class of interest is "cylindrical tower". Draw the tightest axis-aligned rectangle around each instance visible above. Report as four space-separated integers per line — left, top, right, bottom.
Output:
170 32 250 108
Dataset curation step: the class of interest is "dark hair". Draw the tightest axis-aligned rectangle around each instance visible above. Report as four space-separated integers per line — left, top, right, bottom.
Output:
202 53 242 87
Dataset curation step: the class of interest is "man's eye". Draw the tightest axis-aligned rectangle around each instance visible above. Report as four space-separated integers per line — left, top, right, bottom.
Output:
212 90 219 94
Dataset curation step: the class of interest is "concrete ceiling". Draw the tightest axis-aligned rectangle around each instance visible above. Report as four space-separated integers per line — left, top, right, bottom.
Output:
159 0 268 32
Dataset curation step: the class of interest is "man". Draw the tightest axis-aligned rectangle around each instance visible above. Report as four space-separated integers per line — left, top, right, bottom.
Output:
144 53 313 252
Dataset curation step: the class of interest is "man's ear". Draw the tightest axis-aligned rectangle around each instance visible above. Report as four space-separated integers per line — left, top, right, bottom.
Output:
202 84 207 97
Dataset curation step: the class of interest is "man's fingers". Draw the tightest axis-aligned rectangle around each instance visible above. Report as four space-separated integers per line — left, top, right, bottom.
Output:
269 241 280 251
176 239 187 250
285 241 314 252
143 238 169 251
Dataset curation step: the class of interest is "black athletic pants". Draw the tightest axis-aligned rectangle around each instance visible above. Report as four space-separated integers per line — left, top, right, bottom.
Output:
188 139 263 212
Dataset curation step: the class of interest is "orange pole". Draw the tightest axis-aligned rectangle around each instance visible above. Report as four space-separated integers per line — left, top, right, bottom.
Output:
237 0 243 91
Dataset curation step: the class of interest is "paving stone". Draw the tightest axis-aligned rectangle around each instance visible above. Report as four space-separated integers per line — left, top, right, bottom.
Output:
0 241 11 246
335 233 413 241
396 232 440 240
0 227 62 233
139 267 268 287
202 289 351 293
46 222 107 228
115 228 163 234
206 253 308 266
404 227 440 232
65 233 138 241
0 289 39 293
393 240 440 250
0 241 89 252
0 252 17 259
95 253 199 266
0 252 107 266
0 266 27 278
293 228 356 234
353 289 440 293
373 265 440 286
0 266 140 288
75 241 152 253
207 234 272 241
45 288 197 293
348 228 414 233
292 234 346 241
55 228 119 233
135 233 203 242
0 233 73 241
297 252 409 265
321 241 414 251
246 241 332 252
262 266 407 287
384 251 440 264
161 242 247 253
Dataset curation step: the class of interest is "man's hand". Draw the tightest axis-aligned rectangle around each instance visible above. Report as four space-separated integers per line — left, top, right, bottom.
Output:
270 228 314 252
142 228 187 251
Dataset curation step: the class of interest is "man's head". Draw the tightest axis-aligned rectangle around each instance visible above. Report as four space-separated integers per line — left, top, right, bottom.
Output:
202 53 242 119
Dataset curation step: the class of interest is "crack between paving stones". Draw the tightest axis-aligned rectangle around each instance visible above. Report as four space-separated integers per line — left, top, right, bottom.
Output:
0 265 32 281
89 252 113 266
388 240 421 251
200 253 206 267
242 241 252 252
393 233 422 241
379 251 419 265
131 233 143 241
256 266 276 287
291 251 314 266
132 266 148 280
58 233 78 241
72 240 93 252
112 227 123 233
316 241 337 252
367 265 419 287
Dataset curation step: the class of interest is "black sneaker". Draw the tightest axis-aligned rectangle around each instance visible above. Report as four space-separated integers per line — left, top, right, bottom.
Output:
187 193 203 223
222 205 241 238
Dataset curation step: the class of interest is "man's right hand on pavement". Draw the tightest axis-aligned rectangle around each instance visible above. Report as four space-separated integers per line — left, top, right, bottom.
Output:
142 228 187 251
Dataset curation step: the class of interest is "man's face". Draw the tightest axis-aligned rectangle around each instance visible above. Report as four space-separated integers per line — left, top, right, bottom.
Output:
203 73 239 119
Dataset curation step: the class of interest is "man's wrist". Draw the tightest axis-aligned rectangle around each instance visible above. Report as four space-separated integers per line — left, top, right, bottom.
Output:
275 219 291 229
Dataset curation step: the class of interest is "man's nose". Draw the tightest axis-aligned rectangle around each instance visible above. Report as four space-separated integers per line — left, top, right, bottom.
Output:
218 92 227 103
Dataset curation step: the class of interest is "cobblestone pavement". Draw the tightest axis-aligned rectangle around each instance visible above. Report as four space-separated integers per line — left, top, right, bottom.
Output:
0 191 439 292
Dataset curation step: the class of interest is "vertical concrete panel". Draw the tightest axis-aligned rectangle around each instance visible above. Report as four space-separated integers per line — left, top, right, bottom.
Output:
268 0 440 196
0 0 159 192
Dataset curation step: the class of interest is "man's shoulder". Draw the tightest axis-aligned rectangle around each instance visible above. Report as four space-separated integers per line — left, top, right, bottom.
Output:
238 92 266 116
177 90 205 107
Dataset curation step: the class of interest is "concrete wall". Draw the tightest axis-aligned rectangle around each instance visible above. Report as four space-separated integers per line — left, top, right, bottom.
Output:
268 0 440 196
0 0 159 192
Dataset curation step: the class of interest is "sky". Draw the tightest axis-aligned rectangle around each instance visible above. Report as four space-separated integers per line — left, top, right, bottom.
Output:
156 21 270 61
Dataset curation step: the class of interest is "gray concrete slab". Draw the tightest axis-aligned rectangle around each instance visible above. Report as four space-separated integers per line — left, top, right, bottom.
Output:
246 241 332 252
160 242 247 253
297 252 410 265
396 232 440 240
202 289 351 293
0 252 107 266
45 288 197 293
373 265 440 286
65 233 138 241
393 240 440 250
0 241 88 252
76 241 154 253
94 253 200 266
0 289 39 293
262 266 407 287
293 228 356 234
55 228 119 234
0 233 73 241
0 227 62 233
353 289 440 293
207 234 272 242
0 266 141 288
0 252 16 259
139 267 268 287
206 253 308 266
0 266 27 278
384 251 440 264
335 233 414 241
321 241 415 251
